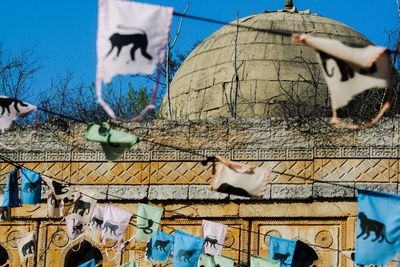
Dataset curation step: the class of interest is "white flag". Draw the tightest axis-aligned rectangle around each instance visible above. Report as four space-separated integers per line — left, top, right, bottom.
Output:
17 231 36 261
102 204 132 241
71 189 98 224
66 214 85 240
0 96 36 133
202 220 227 256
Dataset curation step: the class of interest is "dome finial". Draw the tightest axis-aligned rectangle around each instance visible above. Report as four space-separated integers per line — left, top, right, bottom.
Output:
285 0 294 10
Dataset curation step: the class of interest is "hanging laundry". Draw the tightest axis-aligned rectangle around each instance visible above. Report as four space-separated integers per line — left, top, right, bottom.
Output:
17 231 36 262
86 123 140 161
197 254 235 267
292 240 319 267
172 230 204 267
2 168 19 207
66 214 85 240
47 193 64 218
20 168 41 205
71 190 97 224
0 96 36 133
202 220 227 255
121 260 137 267
355 189 400 265
250 255 280 267
102 204 131 241
292 34 392 129
268 236 296 266
42 176 76 200
146 231 174 263
211 156 270 197
135 203 163 241
77 258 96 267
96 0 173 120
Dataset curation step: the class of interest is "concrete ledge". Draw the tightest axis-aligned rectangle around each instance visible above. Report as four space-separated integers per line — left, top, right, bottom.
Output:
355 183 398 195
188 185 228 200
148 185 188 200
313 183 355 198
271 184 312 200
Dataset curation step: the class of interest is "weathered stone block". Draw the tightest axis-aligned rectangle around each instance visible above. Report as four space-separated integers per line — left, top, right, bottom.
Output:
271 184 312 199
313 183 355 198
188 185 228 200
355 183 398 194
148 185 188 200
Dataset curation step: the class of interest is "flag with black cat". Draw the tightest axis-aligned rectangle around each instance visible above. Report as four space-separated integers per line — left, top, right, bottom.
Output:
202 220 227 255
292 34 392 129
42 176 76 200
146 230 174 263
21 168 41 205
268 236 296 266
102 204 131 241
355 189 400 265
66 214 85 240
17 231 36 261
96 0 173 121
250 255 280 267
172 230 204 267
197 254 235 267
0 96 36 133
135 203 163 241
85 123 140 161
2 168 19 207
211 156 270 197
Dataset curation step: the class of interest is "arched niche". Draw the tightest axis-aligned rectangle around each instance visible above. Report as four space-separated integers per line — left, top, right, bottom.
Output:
63 240 103 267
0 244 9 267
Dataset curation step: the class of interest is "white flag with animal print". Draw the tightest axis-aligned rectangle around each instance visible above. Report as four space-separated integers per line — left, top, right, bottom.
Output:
102 204 132 241
97 0 173 83
17 231 36 261
71 189 98 224
66 214 85 240
0 96 36 133
202 220 227 256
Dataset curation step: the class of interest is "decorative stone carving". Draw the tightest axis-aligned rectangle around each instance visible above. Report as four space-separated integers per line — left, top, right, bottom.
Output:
263 230 282 245
52 230 69 248
315 230 333 248
7 230 22 248
224 230 235 248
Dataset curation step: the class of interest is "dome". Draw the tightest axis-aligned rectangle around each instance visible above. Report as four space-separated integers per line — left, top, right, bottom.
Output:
166 10 371 119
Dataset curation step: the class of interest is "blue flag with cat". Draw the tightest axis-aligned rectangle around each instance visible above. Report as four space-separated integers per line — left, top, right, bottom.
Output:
147 231 174 263
2 168 19 207
268 236 296 266
21 168 41 205
172 230 204 267
355 189 400 265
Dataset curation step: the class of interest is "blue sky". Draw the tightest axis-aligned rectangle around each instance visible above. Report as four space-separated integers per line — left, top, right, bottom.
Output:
0 0 398 99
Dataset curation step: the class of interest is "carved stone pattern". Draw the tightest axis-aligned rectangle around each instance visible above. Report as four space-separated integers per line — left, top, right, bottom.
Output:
45 151 71 161
263 230 282 245
265 161 313 184
315 230 333 248
259 149 286 160
342 147 370 158
314 148 341 158
286 149 313 160
51 230 69 248
20 151 46 161
149 162 213 184
124 151 150 161
7 230 22 248
224 230 235 248
232 150 259 160
204 150 231 160
370 147 398 158
314 159 397 182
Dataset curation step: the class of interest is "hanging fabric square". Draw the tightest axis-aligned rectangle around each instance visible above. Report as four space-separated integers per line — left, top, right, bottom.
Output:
268 236 296 266
77 258 96 267
21 168 41 205
146 230 174 263
102 204 132 241
202 220 227 255
96 0 173 120
90 205 105 231
197 254 235 267
250 255 280 267
292 240 319 267
0 96 36 133
121 260 137 267
86 123 140 161
71 189 98 224
2 168 19 207
172 230 204 267
292 34 392 129
47 193 64 218
211 156 270 197
135 203 163 241
17 231 36 261
66 214 85 240
42 176 76 200
355 189 400 265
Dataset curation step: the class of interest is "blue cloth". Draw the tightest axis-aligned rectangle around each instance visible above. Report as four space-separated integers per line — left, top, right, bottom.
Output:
355 189 400 265
77 259 95 267
21 168 41 205
268 236 296 267
147 231 174 263
2 169 19 207
172 230 204 267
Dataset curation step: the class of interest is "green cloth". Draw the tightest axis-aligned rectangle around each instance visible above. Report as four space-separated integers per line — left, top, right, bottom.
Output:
135 203 164 241
120 260 136 267
198 254 235 267
85 123 139 161
250 255 280 267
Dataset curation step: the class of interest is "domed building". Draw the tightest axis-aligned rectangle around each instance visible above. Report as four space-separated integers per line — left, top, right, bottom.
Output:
0 2 398 267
